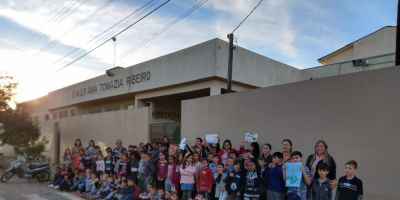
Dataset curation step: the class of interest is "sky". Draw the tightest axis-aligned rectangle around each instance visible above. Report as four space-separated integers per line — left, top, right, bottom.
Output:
0 0 397 103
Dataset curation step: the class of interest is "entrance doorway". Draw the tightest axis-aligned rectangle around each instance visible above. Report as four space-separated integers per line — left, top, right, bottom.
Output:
54 123 61 164
150 123 181 144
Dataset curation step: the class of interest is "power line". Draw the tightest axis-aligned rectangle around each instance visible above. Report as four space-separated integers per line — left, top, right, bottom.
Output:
19 0 85 52
54 0 158 64
119 0 208 60
231 0 264 33
34 0 116 56
8 0 74 52
56 0 171 72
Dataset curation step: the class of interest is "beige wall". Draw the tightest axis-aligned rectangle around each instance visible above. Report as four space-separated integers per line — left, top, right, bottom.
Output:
353 26 395 60
43 39 301 110
319 26 395 65
57 107 150 158
182 65 400 200
323 46 353 65
303 53 395 80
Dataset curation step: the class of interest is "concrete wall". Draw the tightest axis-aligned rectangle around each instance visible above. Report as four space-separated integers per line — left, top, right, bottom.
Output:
182 65 400 199
353 26 396 60
323 46 353 65
319 26 395 65
214 39 303 87
303 53 395 80
57 107 150 158
44 39 302 110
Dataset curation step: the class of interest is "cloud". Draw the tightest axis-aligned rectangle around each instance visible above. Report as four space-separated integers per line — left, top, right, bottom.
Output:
3 0 393 101
209 0 298 59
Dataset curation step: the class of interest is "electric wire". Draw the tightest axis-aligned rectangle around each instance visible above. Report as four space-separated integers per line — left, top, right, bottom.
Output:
231 0 264 33
54 0 158 64
56 0 171 72
7 0 74 52
119 0 208 60
34 0 116 56
16 0 84 53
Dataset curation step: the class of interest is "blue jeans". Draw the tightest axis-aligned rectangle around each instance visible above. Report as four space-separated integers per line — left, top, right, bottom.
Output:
165 178 173 191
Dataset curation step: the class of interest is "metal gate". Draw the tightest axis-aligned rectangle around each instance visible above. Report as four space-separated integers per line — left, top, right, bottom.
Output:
150 123 181 144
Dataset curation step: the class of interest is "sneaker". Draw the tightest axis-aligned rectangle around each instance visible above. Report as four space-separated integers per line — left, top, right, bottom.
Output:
54 185 59 189
48 184 54 187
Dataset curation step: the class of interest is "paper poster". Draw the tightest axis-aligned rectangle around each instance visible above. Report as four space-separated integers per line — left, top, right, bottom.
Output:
285 162 303 187
205 134 218 144
179 138 187 150
244 132 258 142
179 144 186 150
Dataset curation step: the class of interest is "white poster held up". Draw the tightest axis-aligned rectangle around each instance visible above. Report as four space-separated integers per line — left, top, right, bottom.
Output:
205 134 218 144
244 132 258 143
179 138 187 150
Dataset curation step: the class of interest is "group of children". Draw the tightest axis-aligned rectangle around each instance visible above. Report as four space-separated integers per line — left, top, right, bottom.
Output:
47 137 363 200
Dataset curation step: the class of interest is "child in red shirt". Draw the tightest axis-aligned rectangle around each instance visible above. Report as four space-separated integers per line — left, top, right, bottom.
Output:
196 159 213 199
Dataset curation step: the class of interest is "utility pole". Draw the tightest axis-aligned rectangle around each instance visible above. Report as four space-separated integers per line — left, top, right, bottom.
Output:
226 0 263 93
396 0 400 66
227 33 234 93
112 37 117 68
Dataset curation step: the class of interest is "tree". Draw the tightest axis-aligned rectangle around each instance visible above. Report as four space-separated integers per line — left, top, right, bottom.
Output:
0 73 47 158
0 74 17 111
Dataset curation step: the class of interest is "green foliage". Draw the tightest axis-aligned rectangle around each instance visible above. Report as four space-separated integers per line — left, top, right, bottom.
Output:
0 74 17 111
25 137 49 160
0 73 47 158
0 110 41 153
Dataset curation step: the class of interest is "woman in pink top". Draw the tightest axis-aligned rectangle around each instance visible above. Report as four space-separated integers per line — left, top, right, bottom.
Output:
180 154 196 200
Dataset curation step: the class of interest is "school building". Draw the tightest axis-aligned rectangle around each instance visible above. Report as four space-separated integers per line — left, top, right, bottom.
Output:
15 26 398 199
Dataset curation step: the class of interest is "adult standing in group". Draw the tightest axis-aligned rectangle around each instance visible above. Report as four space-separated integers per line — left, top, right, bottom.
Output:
192 137 208 159
260 143 273 166
162 136 170 153
306 139 337 182
281 139 293 163
71 138 84 170
250 142 260 161
112 139 127 160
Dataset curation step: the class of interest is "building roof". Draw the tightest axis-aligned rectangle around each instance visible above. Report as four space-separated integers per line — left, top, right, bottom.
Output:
317 26 396 64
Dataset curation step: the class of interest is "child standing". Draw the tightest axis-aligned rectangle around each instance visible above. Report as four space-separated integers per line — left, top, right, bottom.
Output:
266 152 285 200
196 159 213 199
104 150 115 176
283 151 312 200
180 154 196 200
115 153 128 181
208 154 218 172
126 152 140 185
63 148 72 169
335 160 363 200
226 162 243 200
96 154 105 177
240 160 261 200
214 163 228 200
156 151 169 189
312 163 332 200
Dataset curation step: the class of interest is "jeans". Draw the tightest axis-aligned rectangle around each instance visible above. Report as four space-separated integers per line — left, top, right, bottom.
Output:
165 178 173 191
182 190 192 200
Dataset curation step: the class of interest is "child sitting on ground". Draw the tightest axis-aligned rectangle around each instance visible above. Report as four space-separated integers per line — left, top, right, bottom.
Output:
139 184 154 200
48 164 68 189
85 171 99 199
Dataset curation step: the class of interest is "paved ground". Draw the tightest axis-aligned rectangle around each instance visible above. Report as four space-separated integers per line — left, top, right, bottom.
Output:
0 171 82 200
